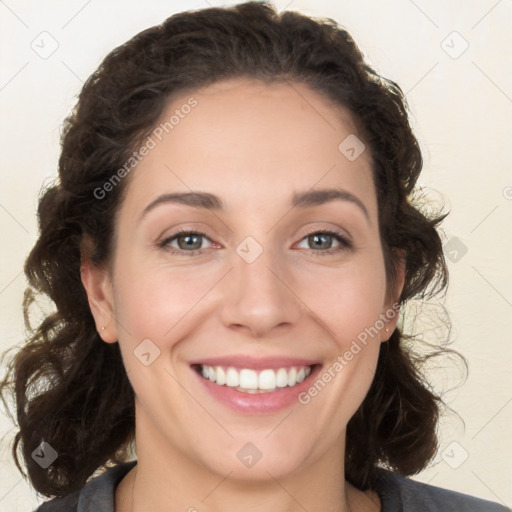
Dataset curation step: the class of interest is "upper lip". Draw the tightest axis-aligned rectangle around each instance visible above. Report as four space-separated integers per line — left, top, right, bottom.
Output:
189 355 320 370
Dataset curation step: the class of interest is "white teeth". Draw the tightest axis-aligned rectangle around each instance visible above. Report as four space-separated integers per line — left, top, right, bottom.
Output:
287 367 297 386
197 364 313 391
225 367 239 387
216 366 226 385
258 369 276 390
276 368 288 387
239 369 258 389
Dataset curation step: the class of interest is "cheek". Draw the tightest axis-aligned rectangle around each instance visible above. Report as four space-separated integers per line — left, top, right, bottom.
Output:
298 256 387 341
111 253 216 347
110 260 206 401
295 255 386 399
297 268 386 426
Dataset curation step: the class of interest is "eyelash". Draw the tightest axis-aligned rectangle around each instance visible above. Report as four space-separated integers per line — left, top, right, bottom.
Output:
158 228 353 257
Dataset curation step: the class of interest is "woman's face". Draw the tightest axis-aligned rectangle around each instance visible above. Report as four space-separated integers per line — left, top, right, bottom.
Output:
85 77 403 481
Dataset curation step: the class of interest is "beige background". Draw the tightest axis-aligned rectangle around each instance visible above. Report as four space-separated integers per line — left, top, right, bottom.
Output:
1 0 511 510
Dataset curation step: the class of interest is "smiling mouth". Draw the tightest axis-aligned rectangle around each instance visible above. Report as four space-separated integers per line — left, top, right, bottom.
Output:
192 364 317 393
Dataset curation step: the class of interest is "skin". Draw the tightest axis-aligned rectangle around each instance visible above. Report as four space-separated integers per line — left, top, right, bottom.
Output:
81 77 404 512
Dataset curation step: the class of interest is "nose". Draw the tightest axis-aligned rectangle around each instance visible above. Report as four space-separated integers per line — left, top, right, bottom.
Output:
218 240 302 339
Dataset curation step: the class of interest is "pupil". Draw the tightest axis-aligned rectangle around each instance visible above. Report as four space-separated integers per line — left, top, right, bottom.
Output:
182 234 200 249
310 234 331 250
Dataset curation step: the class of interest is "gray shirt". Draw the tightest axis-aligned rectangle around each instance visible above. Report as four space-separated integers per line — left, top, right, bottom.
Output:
33 460 511 511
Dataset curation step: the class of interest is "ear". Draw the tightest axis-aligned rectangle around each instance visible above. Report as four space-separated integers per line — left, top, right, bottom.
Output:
80 260 118 344
381 250 406 342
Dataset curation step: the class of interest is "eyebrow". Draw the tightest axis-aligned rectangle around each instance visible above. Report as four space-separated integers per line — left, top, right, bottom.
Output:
140 188 370 222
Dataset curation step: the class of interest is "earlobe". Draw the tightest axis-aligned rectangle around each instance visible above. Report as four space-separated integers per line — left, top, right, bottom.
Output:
381 251 406 342
80 261 118 343
380 302 402 342
380 307 401 342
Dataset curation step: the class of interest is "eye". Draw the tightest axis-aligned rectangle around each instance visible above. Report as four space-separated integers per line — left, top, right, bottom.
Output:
158 228 352 257
159 229 214 256
296 229 352 255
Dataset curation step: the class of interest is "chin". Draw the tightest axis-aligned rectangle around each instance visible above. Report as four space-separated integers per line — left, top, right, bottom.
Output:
192 432 317 483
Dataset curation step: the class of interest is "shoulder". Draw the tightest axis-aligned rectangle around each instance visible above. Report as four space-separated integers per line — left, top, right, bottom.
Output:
33 490 80 512
375 468 511 512
32 460 137 512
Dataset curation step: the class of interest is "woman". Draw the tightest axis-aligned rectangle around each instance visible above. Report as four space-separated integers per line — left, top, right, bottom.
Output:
0 2 509 511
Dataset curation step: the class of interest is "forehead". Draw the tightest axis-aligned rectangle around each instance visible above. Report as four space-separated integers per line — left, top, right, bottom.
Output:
120 77 376 220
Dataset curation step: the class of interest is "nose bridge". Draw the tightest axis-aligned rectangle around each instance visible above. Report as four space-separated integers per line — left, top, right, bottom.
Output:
218 232 300 337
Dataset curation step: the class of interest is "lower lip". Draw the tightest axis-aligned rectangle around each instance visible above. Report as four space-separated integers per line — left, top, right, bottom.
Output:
192 365 322 414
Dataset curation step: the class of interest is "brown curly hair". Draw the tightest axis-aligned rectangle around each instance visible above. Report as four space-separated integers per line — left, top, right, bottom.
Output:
0 0 467 499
